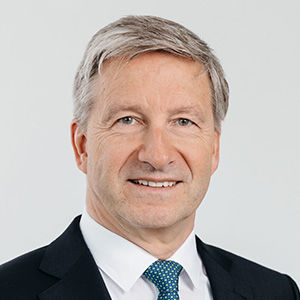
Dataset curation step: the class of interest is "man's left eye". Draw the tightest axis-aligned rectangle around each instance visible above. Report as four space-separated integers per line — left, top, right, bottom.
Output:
176 118 194 126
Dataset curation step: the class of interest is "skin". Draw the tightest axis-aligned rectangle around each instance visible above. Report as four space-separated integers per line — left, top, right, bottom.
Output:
71 52 220 259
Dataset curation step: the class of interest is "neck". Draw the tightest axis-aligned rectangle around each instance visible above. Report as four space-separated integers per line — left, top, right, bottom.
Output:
86 198 195 260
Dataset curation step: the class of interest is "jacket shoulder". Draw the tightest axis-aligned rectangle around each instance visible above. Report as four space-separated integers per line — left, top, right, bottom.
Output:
0 246 57 299
203 242 300 299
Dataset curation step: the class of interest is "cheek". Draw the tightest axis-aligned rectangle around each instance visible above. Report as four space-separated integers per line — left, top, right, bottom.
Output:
178 138 213 170
88 134 138 177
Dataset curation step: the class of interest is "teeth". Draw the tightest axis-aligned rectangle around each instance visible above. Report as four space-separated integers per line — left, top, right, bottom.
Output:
132 180 177 187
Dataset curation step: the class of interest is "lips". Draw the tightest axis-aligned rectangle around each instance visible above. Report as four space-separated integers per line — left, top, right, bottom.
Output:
128 179 182 188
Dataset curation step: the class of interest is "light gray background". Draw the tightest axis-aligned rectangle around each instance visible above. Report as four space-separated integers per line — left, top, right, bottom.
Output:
1 0 299 284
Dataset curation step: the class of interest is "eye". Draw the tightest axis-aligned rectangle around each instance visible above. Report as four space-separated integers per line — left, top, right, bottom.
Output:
117 116 137 125
176 118 195 126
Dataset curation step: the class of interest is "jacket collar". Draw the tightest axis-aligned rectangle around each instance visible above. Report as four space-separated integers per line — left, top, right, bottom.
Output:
196 237 254 300
38 215 111 300
38 215 253 300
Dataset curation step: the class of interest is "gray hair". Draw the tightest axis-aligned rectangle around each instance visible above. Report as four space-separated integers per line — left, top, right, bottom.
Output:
73 15 229 133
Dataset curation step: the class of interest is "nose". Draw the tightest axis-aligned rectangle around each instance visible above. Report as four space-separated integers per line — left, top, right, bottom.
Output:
137 126 176 170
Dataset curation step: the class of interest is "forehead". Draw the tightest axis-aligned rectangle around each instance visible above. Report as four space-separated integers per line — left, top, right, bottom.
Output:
93 52 212 114
100 52 208 85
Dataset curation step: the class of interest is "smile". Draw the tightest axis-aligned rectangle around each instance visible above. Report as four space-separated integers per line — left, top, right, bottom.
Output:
129 179 181 187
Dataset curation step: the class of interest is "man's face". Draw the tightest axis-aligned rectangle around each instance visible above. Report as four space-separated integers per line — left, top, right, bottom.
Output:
75 52 219 231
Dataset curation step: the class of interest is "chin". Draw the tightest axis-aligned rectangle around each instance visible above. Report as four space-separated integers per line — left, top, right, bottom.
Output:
120 207 188 229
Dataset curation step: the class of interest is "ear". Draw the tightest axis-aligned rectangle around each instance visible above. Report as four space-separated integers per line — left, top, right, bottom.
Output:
70 118 87 174
210 131 220 175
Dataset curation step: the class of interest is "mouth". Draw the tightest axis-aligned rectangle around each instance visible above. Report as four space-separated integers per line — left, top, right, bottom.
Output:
128 179 182 188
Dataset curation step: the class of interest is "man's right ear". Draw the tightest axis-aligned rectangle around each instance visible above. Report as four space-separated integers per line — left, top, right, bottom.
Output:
70 119 87 174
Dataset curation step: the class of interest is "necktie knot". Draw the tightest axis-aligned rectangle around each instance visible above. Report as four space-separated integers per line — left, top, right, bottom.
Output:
143 260 183 299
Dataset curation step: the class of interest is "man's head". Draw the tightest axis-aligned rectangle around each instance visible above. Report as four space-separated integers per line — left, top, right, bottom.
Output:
71 16 229 236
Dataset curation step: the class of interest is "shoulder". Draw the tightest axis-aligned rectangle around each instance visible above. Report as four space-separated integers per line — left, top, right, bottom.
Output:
0 246 57 299
201 240 300 299
0 215 83 299
0 246 46 276
206 242 283 276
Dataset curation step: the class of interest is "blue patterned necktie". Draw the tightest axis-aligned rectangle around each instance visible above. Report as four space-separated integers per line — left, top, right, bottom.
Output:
143 260 183 300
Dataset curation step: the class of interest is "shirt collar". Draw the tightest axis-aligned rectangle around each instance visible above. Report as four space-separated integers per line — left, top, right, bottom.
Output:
79 208 207 292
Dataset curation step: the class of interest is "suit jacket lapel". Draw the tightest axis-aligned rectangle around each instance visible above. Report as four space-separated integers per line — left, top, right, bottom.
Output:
38 215 111 300
196 236 254 300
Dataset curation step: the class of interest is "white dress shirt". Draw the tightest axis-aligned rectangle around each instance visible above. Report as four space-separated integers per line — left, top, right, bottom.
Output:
80 208 213 300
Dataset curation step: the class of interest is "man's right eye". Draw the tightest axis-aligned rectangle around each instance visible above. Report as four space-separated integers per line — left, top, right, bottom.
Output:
117 116 137 125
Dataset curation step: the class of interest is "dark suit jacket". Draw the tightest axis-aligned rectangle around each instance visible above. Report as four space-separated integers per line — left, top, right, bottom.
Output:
0 215 299 299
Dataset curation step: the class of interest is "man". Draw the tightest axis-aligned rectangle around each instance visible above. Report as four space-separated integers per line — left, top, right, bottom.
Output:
0 15 299 300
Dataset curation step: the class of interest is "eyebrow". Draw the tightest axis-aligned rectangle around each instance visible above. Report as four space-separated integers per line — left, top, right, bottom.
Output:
103 104 144 123
102 103 206 123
